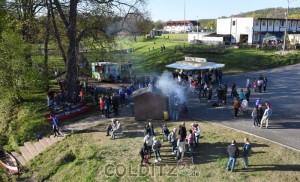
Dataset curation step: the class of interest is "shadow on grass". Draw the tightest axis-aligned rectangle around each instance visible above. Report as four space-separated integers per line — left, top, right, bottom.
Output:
238 164 300 172
192 142 269 165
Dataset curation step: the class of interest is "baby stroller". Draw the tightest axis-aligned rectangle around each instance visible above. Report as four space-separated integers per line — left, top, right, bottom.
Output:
240 99 248 113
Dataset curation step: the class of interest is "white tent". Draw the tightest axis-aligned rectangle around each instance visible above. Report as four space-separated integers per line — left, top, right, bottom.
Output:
166 57 225 70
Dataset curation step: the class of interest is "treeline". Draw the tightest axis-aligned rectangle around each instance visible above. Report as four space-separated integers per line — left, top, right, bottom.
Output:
230 7 300 19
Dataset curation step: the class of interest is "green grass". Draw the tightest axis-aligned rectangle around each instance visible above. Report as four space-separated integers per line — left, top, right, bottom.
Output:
76 34 300 76
12 119 300 182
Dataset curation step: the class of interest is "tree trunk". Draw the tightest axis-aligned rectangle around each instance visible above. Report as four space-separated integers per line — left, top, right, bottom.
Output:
65 0 79 101
43 0 51 90
49 0 67 66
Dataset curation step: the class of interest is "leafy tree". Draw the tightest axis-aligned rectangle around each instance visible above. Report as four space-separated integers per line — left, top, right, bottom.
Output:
154 20 164 30
51 0 147 100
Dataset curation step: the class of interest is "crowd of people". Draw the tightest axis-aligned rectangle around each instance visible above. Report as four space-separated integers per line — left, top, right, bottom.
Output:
140 122 201 165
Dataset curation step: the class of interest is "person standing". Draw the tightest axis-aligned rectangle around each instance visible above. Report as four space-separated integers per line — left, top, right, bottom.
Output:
177 122 187 160
242 138 252 169
112 94 119 117
168 128 178 154
226 140 239 172
187 129 196 157
251 106 259 127
255 96 262 106
253 79 257 92
143 132 153 157
260 102 272 129
245 87 251 102
263 76 268 92
99 97 105 117
104 95 110 118
140 142 150 165
152 137 162 163
233 97 241 118
238 89 245 101
257 103 264 126
51 115 61 137
231 83 237 97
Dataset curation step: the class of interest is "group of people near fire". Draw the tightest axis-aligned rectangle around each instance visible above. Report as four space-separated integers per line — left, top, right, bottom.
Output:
171 69 272 128
140 121 200 164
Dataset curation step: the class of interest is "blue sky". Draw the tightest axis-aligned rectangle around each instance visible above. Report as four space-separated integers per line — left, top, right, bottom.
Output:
147 0 300 21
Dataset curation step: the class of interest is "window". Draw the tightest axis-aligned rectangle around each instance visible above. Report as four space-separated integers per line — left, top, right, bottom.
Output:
255 20 259 26
292 21 296 27
232 20 236 26
298 21 300 26
281 20 285 27
275 20 279 26
262 20 266 26
268 21 273 26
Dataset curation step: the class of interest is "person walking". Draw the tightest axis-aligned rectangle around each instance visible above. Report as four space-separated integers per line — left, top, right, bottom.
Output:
242 138 252 169
51 115 61 137
260 102 272 129
152 137 162 163
226 140 239 172
233 97 241 118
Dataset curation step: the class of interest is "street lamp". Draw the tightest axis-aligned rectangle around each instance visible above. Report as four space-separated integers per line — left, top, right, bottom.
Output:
283 8 289 51
283 0 296 51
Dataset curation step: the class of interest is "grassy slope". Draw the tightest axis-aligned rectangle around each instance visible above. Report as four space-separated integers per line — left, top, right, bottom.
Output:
14 119 300 182
79 34 300 76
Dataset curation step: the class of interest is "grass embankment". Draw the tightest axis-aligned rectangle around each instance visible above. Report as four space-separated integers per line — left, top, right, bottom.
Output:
75 33 300 76
13 118 300 182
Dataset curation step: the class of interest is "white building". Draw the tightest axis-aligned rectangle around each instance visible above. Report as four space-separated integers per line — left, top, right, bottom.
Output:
217 17 300 44
163 20 197 33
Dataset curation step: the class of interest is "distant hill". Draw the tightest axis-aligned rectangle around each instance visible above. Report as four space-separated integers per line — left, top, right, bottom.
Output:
228 7 300 19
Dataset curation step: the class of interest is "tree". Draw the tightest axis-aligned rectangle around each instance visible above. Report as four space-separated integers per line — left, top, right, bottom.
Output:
51 0 147 100
153 20 164 30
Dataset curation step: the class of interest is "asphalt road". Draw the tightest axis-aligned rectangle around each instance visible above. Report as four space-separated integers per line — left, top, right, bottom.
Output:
188 63 300 151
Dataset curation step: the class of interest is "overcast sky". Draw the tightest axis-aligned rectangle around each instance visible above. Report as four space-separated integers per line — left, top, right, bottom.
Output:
147 0 300 21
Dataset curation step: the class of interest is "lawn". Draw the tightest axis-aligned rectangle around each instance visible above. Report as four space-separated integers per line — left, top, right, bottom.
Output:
12 118 300 182
74 34 300 76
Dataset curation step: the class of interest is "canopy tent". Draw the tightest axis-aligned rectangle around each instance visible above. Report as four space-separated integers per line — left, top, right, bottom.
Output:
166 57 225 70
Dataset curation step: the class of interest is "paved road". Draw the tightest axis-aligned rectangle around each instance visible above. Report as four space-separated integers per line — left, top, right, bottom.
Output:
188 63 300 151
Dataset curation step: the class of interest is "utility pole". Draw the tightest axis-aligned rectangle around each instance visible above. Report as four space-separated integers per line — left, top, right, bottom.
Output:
184 0 186 43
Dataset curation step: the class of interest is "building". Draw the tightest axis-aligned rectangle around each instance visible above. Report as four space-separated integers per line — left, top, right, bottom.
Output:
163 20 197 33
217 17 300 44
132 88 169 121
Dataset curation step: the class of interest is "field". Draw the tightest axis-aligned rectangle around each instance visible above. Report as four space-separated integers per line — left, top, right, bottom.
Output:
12 118 300 182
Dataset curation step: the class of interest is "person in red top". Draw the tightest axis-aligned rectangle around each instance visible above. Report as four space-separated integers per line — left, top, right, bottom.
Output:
253 79 257 92
99 97 105 116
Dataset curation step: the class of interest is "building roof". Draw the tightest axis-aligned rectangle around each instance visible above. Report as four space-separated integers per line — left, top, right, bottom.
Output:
204 33 231 37
164 20 197 26
166 57 225 70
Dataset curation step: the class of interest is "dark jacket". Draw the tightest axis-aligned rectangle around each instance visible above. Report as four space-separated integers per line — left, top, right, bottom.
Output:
178 125 187 142
227 144 239 158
